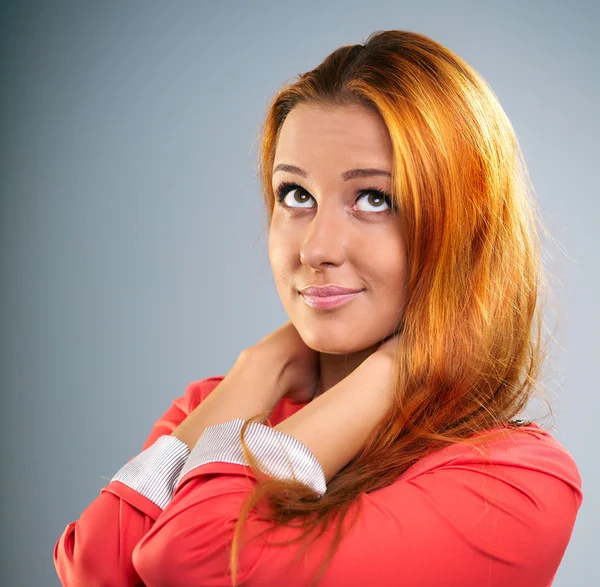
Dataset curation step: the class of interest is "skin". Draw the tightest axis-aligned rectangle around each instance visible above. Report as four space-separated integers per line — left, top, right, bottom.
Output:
268 103 408 398
172 103 406 458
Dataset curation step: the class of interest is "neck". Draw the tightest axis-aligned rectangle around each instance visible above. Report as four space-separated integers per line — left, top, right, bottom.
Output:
315 341 381 398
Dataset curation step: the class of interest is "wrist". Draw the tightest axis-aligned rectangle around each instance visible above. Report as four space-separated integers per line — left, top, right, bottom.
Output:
243 342 291 376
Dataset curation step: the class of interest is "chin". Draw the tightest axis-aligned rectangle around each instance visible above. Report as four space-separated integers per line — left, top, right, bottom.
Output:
297 327 366 355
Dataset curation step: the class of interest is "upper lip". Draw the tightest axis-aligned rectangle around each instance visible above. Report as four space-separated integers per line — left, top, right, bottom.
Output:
299 285 364 297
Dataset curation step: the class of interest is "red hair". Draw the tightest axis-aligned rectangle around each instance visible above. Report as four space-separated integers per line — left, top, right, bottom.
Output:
229 30 558 586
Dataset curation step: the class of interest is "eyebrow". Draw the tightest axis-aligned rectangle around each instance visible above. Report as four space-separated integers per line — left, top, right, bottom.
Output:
273 164 391 181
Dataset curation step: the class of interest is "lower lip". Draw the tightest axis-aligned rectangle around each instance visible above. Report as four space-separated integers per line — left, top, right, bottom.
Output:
300 291 363 310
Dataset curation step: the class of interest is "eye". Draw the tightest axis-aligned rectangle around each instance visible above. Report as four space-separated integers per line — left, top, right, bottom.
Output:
355 189 393 212
276 182 313 209
275 181 395 213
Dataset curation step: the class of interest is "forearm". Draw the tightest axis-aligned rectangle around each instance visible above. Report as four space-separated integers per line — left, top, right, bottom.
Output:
273 354 394 484
172 351 285 451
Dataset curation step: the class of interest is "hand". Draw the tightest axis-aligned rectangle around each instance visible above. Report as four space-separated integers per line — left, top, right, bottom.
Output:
246 321 321 404
172 322 319 450
371 329 402 363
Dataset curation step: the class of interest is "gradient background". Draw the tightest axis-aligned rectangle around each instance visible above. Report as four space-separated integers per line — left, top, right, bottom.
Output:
1 1 597 585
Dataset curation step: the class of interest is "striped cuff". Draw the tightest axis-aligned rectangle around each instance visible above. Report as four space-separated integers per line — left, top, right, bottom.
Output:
175 418 327 498
111 434 191 509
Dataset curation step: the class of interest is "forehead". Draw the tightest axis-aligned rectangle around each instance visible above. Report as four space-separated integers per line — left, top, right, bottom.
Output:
274 104 393 166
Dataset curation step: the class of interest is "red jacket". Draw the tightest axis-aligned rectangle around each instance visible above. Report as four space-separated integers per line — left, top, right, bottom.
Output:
54 376 583 586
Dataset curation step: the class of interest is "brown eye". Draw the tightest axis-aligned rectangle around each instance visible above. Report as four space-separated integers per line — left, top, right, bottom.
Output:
276 182 315 208
289 188 313 206
275 181 395 213
355 190 392 212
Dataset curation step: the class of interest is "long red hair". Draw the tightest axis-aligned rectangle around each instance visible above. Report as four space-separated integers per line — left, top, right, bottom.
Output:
228 30 558 586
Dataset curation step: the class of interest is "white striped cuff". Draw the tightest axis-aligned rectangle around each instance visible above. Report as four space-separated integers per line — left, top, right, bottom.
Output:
110 434 191 510
175 418 327 498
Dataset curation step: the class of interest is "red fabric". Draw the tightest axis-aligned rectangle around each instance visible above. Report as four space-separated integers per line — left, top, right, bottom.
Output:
54 376 583 587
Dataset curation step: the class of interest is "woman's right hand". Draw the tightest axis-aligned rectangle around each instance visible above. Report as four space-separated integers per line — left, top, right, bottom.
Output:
244 321 321 404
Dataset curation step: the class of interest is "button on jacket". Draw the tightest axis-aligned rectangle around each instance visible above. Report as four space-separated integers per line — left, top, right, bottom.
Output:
54 376 583 587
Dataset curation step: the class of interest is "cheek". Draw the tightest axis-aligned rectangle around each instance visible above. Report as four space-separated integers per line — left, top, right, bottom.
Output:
269 226 297 268
268 228 282 268
370 247 407 296
268 243 294 291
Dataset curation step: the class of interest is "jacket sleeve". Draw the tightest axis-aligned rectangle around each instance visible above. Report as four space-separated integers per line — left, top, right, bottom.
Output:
132 422 583 587
53 377 223 587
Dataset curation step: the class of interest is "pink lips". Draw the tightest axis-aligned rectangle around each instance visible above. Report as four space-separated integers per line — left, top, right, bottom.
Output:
301 292 362 309
300 285 363 297
299 285 364 310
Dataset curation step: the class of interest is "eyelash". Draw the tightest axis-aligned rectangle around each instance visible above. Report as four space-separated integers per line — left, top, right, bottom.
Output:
275 181 396 213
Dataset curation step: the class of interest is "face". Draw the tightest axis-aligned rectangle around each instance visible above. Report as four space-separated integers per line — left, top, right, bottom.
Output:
268 103 407 354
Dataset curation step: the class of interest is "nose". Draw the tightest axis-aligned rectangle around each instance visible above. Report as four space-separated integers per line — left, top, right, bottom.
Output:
299 203 347 269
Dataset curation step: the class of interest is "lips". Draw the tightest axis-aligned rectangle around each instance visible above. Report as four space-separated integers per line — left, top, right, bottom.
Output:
300 290 362 310
299 285 363 297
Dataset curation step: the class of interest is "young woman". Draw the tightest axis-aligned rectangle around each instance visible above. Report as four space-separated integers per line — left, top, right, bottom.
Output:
54 30 582 587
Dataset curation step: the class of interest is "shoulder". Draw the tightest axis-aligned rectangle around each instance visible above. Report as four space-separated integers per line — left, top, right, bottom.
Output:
475 424 582 494
406 423 582 495
399 422 583 539
359 424 583 585
394 424 580 580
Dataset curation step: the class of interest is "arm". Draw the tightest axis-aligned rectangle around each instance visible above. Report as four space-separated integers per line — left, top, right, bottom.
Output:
54 326 314 587
131 358 583 587
171 320 324 452
273 353 394 483
171 353 393 490
53 378 221 587
171 351 286 451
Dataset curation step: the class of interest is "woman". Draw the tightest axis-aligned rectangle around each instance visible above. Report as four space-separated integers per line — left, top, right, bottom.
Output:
54 30 582 586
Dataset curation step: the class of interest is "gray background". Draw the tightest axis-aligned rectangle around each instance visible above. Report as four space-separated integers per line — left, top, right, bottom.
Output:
1 1 597 585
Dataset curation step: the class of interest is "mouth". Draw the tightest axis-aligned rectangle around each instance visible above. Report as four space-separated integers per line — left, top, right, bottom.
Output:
298 284 363 296
299 290 363 310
